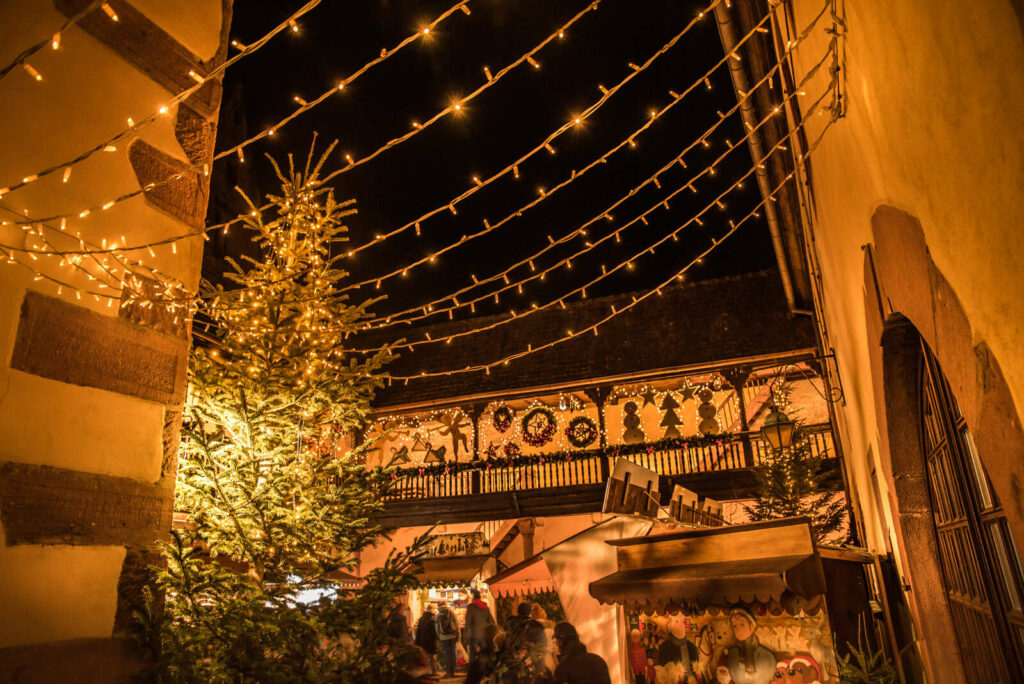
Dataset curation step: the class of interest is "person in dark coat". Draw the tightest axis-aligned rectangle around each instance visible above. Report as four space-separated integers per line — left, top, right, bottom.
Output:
465 623 499 684
551 622 611 684
388 603 413 644
414 605 439 673
498 607 551 683
504 601 532 638
465 590 496 662
435 602 461 677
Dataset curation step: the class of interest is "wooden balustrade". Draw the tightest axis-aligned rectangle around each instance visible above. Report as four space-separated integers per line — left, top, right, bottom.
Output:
382 424 835 502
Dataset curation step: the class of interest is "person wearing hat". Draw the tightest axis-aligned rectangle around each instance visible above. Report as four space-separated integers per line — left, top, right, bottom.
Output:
551 622 611 684
724 608 774 684
505 600 533 638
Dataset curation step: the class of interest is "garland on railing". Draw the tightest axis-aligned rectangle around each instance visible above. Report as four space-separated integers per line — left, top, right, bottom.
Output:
380 432 732 479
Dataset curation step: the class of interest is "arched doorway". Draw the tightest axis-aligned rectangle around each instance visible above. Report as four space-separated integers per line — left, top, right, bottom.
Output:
918 340 1024 682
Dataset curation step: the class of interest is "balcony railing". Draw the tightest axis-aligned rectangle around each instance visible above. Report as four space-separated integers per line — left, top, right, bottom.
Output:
383 423 835 501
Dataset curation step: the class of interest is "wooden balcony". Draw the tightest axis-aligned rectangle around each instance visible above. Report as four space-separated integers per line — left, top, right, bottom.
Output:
379 424 839 527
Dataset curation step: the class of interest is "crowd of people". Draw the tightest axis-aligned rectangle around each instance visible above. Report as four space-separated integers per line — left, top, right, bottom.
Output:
391 591 611 683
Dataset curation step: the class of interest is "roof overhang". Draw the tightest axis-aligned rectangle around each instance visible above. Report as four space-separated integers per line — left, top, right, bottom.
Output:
589 517 824 610
416 554 491 587
484 554 555 598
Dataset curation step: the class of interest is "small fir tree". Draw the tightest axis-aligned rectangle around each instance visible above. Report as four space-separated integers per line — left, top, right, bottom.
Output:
137 141 428 682
744 385 846 542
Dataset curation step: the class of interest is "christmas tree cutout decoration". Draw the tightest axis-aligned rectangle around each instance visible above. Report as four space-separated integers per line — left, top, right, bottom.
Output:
660 393 683 439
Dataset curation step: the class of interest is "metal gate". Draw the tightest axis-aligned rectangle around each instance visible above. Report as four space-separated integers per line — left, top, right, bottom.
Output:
920 342 1024 682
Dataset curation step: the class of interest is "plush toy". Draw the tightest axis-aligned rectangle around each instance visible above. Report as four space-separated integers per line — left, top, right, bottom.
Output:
786 654 822 684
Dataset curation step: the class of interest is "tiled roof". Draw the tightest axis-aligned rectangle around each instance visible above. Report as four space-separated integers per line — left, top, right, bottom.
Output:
363 269 815 408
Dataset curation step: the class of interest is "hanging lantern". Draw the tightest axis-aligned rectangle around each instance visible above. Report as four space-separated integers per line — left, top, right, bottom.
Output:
760 407 795 451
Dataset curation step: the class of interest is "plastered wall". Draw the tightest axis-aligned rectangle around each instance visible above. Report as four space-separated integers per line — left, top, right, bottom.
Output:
788 0 1024 551
0 0 227 658
785 0 1024 679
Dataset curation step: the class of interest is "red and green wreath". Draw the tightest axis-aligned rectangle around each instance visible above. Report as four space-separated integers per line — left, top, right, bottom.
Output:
492 406 514 433
565 416 598 449
521 406 557 447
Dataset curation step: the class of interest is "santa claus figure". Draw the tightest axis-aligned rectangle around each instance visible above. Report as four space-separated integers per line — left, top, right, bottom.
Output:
786 654 822 684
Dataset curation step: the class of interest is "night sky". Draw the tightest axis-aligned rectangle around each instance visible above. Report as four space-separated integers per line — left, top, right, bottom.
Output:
207 0 777 321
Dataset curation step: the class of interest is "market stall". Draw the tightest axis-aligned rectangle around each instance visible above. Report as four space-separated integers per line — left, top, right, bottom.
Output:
409 532 493 630
590 517 841 684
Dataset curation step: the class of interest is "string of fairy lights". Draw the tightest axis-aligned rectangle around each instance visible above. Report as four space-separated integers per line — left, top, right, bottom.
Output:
164 0 831 326
188 2 832 332
325 82 836 356
349 40 829 327
376 117 836 384
0 0 733 334
0 0 744 311
0 0 486 308
205 52 833 349
0 0 102 81
0 0 831 333
1 0 606 235
0 0 626 317
2 0 842 385
1 0 328 198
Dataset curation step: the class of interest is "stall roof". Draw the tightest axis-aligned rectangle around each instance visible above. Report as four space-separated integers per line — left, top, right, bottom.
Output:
484 516 638 596
485 554 554 598
589 517 825 609
416 554 491 587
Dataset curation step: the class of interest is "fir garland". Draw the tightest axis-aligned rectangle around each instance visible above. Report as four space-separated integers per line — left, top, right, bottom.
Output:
381 433 729 478
521 406 557 447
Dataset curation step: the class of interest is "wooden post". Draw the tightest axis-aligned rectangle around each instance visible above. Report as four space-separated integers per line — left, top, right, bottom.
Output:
585 385 613 482
724 366 754 467
469 403 486 495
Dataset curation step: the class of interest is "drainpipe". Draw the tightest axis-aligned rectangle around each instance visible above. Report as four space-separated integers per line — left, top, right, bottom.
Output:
714 3 799 313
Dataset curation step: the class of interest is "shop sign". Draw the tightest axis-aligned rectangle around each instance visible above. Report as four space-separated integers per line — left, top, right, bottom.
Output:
424 531 487 558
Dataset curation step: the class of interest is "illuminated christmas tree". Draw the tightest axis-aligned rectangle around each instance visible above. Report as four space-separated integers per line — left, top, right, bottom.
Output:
744 385 846 542
137 141 428 681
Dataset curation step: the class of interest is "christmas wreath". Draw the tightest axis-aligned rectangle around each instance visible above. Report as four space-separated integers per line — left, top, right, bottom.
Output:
565 416 599 449
521 406 557 447
492 406 514 433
